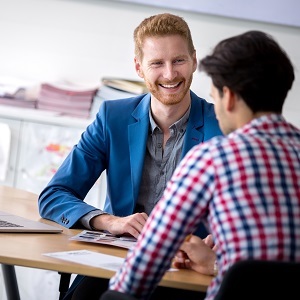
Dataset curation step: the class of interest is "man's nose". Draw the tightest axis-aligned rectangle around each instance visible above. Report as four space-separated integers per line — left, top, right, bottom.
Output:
163 63 177 81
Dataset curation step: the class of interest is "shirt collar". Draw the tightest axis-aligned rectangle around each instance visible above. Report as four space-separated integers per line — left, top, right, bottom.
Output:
148 105 191 133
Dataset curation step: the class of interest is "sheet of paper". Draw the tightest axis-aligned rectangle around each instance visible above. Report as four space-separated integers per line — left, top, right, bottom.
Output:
44 250 178 272
44 250 125 272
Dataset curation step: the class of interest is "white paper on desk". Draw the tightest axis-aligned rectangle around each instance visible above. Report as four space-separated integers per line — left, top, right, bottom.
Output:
44 250 124 272
44 250 178 272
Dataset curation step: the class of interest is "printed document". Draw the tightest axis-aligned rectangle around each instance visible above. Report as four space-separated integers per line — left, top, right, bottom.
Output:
44 250 124 272
70 230 137 249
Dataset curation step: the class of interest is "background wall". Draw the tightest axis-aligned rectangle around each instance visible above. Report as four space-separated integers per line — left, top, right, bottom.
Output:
0 0 299 299
117 0 300 27
0 0 299 127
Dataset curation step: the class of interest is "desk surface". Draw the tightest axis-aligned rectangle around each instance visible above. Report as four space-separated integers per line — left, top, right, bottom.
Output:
0 185 212 292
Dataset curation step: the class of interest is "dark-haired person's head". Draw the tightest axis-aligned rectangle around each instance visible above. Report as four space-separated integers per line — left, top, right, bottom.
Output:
199 30 294 114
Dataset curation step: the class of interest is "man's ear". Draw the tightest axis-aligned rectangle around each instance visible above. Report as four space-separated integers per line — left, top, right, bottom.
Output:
134 57 144 79
222 86 236 112
192 50 197 73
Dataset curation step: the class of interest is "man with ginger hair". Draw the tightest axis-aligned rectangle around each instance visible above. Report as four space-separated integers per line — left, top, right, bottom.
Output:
39 13 221 300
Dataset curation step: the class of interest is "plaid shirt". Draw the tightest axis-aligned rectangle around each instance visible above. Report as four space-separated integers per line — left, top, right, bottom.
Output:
109 114 300 300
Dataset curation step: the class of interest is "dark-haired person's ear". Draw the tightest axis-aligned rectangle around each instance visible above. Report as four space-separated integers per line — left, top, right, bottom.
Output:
222 86 236 112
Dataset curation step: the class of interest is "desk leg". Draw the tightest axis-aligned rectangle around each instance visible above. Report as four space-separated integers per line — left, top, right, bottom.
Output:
58 272 71 300
1 264 20 300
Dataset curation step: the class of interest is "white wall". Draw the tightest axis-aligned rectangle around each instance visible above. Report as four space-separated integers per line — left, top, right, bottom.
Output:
0 0 299 126
0 1 299 299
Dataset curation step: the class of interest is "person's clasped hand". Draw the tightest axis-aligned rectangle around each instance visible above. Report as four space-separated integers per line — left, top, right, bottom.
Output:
173 234 217 276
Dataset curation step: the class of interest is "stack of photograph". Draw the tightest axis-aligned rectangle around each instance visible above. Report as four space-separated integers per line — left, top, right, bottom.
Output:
0 76 39 109
37 82 98 118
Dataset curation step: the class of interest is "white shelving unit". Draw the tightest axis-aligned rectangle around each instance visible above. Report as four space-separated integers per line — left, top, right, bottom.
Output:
0 106 106 206
0 106 106 300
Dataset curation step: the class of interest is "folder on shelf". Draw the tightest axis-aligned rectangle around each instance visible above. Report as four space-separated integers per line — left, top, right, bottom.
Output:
101 77 148 95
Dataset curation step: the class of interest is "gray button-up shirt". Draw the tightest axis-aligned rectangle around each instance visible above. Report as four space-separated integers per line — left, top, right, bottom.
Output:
81 106 190 228
135 106 190 215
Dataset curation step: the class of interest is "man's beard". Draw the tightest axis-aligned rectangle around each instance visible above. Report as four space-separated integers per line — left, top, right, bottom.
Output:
144 74 193 106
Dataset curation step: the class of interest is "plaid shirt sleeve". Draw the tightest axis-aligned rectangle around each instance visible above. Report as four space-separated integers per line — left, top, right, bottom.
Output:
108 140 216 299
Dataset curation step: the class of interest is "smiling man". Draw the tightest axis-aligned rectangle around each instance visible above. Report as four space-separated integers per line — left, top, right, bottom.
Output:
38 13 222 299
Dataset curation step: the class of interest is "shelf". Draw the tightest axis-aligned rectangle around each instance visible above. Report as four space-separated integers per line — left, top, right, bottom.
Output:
0 105 92 128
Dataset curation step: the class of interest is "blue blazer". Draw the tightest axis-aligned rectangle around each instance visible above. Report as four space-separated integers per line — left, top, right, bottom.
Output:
38 91 222 228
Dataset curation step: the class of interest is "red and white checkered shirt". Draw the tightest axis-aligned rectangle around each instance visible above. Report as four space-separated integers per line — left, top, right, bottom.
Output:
109 114 300 300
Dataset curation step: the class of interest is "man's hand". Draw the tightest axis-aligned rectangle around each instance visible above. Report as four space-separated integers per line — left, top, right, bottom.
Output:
90 213 148 238
173 234 217 276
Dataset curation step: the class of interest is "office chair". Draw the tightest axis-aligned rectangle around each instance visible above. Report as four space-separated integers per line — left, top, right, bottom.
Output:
100 288 205 300
214 259 300 300
100 290 138 300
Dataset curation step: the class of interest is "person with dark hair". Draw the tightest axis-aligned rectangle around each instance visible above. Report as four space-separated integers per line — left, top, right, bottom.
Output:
38 13 221 300
102 30 300 300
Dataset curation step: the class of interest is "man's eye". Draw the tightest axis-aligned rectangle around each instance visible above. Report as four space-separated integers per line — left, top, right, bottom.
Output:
174 59 185 64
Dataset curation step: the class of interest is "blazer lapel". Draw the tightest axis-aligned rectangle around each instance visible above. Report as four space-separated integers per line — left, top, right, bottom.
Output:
182 95 204 158
128 95 151 202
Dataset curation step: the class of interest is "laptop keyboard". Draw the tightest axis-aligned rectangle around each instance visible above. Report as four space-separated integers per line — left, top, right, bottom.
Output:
0 219 23 227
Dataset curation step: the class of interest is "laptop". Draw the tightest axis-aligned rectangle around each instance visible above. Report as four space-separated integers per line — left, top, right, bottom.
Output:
0 210 63 233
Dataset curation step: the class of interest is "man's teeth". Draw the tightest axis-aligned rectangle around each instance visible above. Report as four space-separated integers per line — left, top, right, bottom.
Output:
161 83 179 88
